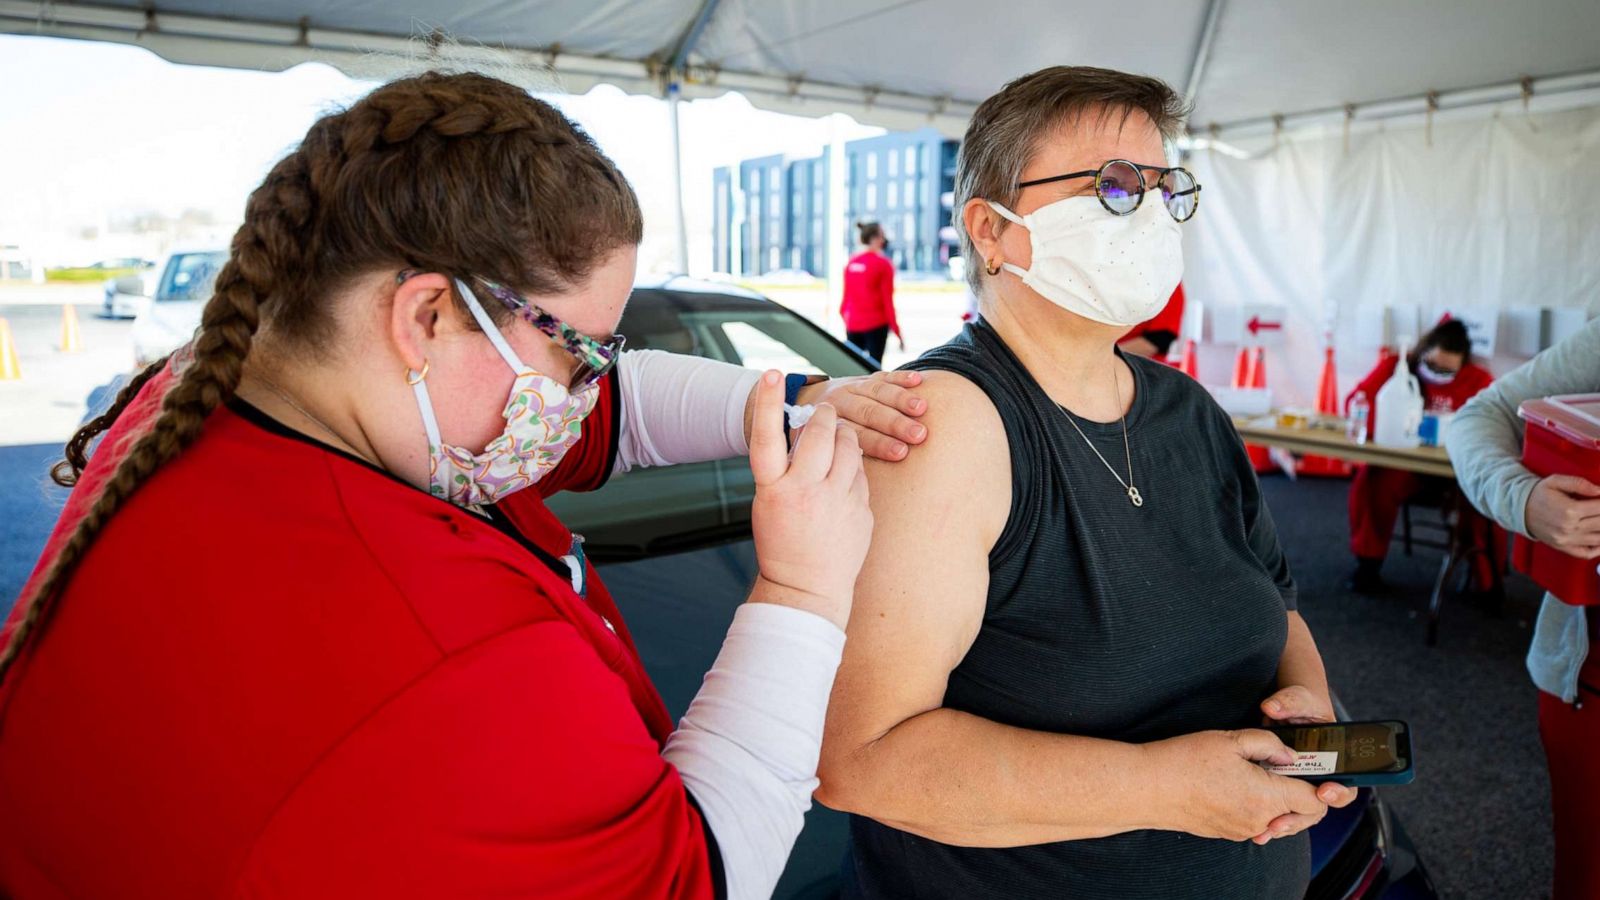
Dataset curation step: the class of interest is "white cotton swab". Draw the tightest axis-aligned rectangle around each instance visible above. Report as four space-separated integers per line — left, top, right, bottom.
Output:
784 403 817 429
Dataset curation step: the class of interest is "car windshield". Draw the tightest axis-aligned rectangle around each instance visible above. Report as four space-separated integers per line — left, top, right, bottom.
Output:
545 290 875 560
157 252 229 302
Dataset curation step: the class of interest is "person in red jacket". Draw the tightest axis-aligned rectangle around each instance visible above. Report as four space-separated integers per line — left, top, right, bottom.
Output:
0 72 933 900
1346 318 1496 592
1119 283 1185 359
840 221 902 364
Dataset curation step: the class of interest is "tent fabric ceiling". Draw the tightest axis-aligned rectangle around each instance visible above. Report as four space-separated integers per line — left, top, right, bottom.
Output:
4 0 1599 132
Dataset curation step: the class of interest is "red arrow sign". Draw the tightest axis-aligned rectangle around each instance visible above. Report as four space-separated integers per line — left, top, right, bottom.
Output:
1247 315 1283 336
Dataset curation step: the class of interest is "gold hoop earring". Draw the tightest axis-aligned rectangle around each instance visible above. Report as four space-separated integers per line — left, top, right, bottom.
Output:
985 259 1001 276
405 359 430 385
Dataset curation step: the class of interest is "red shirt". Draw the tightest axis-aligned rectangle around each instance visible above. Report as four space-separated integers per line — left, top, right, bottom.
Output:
0 366 719 899
1345 354 1495 436
840 250 899 336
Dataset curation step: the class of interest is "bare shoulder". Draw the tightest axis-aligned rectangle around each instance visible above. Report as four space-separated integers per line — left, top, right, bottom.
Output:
863 368 1010 545
870 369 1006 475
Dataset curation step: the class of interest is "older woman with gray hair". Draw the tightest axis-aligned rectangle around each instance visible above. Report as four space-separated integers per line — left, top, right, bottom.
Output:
816 66 1356 898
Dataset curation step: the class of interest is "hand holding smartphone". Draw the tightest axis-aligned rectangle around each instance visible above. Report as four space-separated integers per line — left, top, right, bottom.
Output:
1265 719 1415 787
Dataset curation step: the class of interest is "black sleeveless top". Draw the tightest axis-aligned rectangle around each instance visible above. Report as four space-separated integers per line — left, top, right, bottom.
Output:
845 321 1310 899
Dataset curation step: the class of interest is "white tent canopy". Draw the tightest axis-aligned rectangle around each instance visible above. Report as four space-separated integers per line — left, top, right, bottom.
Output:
6 0 1597 407
5 0 1600 138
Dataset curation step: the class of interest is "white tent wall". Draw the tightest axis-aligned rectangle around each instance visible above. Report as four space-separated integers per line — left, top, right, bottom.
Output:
1184 100 1600 409
1184 135 1329 408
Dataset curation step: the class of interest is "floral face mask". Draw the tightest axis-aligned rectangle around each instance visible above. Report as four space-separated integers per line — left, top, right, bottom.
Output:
409 278 601 509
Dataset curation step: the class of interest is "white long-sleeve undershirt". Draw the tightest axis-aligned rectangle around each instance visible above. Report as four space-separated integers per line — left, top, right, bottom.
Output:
604 349 844 900
612 349 761 474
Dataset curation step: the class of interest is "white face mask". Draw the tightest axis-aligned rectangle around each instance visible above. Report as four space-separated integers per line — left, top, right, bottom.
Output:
1417 360 1458 386
988 193 1183 327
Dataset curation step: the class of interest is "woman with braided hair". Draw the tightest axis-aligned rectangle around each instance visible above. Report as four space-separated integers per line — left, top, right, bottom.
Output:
0 72 931 899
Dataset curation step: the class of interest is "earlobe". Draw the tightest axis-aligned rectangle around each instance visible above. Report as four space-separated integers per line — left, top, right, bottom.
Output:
962 200 1004 271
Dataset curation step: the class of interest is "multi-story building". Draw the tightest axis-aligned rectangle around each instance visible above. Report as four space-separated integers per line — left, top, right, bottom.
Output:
738 154 788 277
842 128 959 275
787 155 829 276
710 127 959 279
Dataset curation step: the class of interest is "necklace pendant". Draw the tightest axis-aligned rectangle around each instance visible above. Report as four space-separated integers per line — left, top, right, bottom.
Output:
1128 485 1144 507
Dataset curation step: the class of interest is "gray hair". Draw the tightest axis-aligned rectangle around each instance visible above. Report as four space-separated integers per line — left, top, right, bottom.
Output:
953 66 1189 295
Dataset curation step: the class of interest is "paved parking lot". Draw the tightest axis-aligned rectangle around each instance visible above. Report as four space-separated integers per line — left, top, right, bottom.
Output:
0 284 136 446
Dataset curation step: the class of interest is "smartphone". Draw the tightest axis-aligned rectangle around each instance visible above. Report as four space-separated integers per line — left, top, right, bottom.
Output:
1265 720 1414 787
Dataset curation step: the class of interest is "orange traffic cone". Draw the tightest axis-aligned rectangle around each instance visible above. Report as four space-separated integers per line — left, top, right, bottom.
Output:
0 317 20 381
1243 346 1277 473
1231 346 1251 387
1297 344 1354 478
1177 339 1199 379
59 304 83 353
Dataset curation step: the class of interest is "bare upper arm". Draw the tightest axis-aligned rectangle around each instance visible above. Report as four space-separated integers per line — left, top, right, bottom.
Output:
822 370 1010 760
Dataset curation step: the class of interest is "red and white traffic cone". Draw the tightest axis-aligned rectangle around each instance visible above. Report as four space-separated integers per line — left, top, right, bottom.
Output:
1297 343 1354 478
1176 339 1199 379
1243 345 1278 474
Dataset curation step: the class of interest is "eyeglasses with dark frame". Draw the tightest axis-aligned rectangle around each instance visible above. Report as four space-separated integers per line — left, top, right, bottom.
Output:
397 269 627 390
1017 158 1202 222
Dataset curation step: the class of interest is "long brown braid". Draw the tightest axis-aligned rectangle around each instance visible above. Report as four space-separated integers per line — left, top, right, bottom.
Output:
0 72 643 686
50 354 171 487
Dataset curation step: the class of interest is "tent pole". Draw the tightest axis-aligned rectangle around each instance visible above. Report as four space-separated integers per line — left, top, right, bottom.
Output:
1209 68 1600 136
668 81 690 276
668 0 724 73
662 0 723 277
1183 0 1226 113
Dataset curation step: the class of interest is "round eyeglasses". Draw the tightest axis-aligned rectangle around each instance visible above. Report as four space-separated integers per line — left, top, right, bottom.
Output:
396 269 626 391
1016 159 1201 222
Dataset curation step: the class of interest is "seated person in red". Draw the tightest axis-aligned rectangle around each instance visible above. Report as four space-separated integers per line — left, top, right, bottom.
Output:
1346 318 1495 592
1118 282 1185 359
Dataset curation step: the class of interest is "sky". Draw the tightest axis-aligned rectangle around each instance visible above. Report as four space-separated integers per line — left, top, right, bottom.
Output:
0 33 884 275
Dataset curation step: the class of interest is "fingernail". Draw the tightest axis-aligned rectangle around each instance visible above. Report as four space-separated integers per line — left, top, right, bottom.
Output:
912 424 927 439
893 442 907 457
1265 700 1282 714
764 371 779 385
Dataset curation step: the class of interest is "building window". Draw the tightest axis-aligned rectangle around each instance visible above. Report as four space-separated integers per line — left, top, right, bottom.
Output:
888 149 898 177
866 184 876 210
887 182 898 209
866 152 877 179
770 168 781 190
905 146 917 176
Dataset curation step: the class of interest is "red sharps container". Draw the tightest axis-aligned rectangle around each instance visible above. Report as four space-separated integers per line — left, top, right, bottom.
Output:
1514 393 1600 605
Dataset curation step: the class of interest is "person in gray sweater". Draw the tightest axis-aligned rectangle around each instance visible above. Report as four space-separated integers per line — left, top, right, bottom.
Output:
1446 317 1600 900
